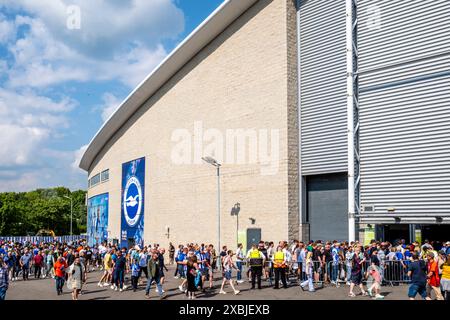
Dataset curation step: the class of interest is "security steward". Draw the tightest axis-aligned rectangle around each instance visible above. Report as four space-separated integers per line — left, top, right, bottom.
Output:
246 244 266 289
272 246 288 289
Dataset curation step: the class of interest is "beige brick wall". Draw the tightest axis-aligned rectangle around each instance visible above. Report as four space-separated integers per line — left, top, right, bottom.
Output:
88 0 298 250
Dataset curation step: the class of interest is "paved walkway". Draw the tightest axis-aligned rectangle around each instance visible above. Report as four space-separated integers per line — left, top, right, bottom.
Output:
7 265 412 300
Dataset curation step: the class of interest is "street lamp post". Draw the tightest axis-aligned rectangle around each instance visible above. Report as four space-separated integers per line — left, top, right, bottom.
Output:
64 195 73 236
202 156 221 269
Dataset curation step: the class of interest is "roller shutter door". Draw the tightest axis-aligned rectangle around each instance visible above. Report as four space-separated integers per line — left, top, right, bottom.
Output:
307 173 348 241
358 0 450 217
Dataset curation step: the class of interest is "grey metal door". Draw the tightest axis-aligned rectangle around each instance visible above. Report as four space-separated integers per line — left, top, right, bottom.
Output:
246 228 261 249
308 174 348 241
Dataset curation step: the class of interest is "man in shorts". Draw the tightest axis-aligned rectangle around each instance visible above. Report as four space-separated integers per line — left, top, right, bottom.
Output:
206 245 214 289
197 247 211 291
312 243 323 285
407 252 427 300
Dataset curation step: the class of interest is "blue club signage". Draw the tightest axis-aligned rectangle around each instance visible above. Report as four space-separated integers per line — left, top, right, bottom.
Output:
121 157 145 248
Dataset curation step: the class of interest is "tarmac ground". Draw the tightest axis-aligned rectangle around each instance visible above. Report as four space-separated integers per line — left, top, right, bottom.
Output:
6 265 417 301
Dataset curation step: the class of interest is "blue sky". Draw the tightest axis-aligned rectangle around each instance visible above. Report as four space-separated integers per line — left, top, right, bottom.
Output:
0 0 224 191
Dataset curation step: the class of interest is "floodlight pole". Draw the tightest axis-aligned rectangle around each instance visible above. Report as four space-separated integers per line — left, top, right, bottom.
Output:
216 164 221 266
202 157 222 270
64 195 73 236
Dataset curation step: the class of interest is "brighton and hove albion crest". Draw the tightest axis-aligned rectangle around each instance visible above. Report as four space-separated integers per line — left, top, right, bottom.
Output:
123 176 142 227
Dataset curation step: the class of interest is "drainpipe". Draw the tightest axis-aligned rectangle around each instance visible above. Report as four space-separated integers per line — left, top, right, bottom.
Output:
346 0 356 242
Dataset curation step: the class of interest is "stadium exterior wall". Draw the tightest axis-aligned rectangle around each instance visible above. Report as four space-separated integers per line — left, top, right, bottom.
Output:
86 0 301 248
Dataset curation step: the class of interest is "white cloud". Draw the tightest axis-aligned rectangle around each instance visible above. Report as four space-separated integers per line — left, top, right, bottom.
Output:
0 88 76 167
0 0 187 191
72 145 88 170
1 0 184 58
3 12 172 89
0 123 50 166
0 170 40 192
0 87 76 114
0 144 88 192
101 44 168 88
20 113 69 129
99 93 121 122
4 16 96 88
0 13 15 44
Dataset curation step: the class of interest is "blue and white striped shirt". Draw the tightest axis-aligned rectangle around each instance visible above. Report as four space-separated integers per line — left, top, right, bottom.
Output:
0 266 8 289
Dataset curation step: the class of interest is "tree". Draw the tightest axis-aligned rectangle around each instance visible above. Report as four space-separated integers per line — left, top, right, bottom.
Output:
0 188 87 236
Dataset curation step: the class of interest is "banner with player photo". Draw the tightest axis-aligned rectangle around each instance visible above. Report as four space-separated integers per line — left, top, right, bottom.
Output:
87 193 109 246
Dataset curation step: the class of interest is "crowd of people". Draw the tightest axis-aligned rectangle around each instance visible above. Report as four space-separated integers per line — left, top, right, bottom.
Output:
0 238 449 301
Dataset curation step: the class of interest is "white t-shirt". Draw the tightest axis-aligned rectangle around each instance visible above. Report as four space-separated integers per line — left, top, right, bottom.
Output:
290 244 297 254
283 249 292 263
266 247 275 259
236 248 245 261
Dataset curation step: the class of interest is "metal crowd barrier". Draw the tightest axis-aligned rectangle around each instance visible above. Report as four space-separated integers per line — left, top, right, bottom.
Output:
321 260 412 286
240 260 324 284
238 259 413 286
0 235 87 244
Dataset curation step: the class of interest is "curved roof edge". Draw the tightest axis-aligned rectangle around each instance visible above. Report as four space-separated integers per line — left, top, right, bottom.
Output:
79 0 258 172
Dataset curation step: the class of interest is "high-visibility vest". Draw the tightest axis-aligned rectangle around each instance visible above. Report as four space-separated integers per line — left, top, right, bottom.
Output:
249 249 263 267
274 251 285 268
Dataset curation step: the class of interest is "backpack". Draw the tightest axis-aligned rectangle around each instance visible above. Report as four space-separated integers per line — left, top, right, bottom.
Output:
194 270 201 287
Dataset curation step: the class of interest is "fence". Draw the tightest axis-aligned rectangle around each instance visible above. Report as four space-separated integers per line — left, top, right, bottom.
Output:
0 235 87 244
292 260 412 285
241 259 412 286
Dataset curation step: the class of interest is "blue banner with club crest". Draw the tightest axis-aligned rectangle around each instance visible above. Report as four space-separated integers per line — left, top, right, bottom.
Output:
121 157 145 248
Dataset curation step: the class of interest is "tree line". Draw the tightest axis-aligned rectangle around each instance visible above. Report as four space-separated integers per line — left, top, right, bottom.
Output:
0 187 87 236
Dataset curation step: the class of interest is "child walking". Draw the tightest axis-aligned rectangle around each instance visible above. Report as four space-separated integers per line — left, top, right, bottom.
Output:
131 259 140 292
367 253 384 299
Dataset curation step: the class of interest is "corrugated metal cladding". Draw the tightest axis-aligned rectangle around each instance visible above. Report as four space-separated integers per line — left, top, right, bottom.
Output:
298 0 348 175
358 0 450 217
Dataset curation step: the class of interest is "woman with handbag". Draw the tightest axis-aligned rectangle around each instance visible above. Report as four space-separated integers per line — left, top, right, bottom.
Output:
186 255 200 299
300 247 315 292
348 246 368 297
67 257 86 300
